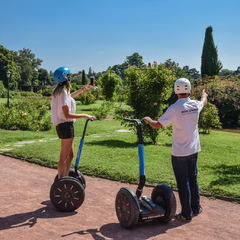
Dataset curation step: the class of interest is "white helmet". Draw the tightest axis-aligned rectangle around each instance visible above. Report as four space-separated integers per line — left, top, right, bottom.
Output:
174 78 191 94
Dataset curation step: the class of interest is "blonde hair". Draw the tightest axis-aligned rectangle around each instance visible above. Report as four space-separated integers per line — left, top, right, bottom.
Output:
52 81 71 98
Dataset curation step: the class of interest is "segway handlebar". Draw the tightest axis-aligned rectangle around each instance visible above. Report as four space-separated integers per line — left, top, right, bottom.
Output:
123 118 143 145
75 118 94 170
124 118 145 197
82 117 94 140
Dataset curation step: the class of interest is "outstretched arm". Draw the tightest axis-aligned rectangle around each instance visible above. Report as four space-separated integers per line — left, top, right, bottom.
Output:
143 117 163 129
201 89 208 107
71 83 94 99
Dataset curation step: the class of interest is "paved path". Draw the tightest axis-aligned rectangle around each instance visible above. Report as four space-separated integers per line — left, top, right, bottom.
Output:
0 154 239 240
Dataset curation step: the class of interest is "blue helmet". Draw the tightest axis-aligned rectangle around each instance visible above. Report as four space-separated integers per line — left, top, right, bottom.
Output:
53 67 71 84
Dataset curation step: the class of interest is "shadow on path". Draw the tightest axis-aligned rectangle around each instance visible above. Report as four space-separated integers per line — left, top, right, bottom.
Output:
62 219 187 240
0 200 76 230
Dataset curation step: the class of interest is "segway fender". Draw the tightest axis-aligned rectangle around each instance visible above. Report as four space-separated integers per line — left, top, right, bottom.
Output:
123 187 140 211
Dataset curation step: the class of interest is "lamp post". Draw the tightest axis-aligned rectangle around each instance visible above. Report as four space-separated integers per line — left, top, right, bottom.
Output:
6 71 11 108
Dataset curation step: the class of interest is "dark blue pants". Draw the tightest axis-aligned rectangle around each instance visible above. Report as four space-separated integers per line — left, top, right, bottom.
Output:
172 153 201 218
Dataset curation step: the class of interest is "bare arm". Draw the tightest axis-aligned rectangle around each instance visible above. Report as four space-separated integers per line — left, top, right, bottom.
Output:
62 105 95 120
143 117 163 129
201 89 208 107
71 83 94 99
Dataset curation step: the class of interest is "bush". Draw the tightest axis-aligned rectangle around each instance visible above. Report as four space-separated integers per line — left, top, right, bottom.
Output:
19 91 36 98
41 88 53 97
91 86 103 100
71 82 80 92
0 97 51 131
192 77 240 128
198 102 222 133
97 67 122 101
0 81 7 98
116 62 176 143
75 90 95 105
92 101 113 120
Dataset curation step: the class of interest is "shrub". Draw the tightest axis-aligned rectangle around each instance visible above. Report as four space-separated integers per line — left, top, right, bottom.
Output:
97 67 122 101
91 86 103 100
198 102 222 133
192 77 240 128
0 97 51 131
41 88 53 97
75 90 95 105
0 81 7 98
71 82 80 92
116 62 176 144
92 101 113 120
19 91 36 97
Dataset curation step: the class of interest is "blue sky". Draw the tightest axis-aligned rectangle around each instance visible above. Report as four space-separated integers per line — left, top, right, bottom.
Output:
1 0 240 74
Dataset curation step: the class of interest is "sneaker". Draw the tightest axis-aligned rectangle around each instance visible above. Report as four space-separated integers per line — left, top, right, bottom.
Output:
193 207 203 216
175 213 192 222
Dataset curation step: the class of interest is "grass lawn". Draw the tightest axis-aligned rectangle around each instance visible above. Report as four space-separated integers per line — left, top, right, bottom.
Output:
0 100 239 199
0 98 8 104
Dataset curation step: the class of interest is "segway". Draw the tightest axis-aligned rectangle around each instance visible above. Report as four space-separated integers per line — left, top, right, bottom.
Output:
115 118 176 228
50 118 94 212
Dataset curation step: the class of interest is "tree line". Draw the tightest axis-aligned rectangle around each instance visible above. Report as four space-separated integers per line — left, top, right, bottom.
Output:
0 26 239 92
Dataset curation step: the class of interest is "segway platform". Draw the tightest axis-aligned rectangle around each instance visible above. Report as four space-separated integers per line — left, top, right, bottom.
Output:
139 196 166 221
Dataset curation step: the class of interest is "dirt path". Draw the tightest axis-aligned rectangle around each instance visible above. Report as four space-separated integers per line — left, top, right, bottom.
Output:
0 154 239 240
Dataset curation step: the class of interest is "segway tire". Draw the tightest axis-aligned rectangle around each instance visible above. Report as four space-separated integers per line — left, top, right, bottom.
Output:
54 168 86 189
115 187 139 229
50 177 85 212
151 183 176 223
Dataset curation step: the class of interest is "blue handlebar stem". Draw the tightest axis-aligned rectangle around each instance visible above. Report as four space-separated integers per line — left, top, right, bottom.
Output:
75 139 84 167
138 144 145 176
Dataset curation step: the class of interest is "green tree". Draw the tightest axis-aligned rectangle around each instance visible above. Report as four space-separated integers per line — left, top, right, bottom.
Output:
71 72 82 85
98 67 122 101
49 71 55 86
87 67 92 78
121 62 176 143
11 48 42 86
19 58 34 85
0 45 21 90
126 52 146 68
164 59 190 106
0 80 7 97
183 65 200 79
219 69 234 76
111 52 146 79
111 63 128 79
38 68 50 85
191 76 240 128
201 26 222 77
82 70 86 85
198 102 222 134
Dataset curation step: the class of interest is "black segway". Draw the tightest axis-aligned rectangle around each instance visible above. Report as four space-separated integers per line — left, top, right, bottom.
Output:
50 118 93 212
115 118 176 228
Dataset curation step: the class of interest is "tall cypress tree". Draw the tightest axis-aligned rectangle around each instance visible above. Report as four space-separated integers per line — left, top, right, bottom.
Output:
82 69 86 85
201 26 222 77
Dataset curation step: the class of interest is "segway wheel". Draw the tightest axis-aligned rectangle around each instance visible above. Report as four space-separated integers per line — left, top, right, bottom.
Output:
54 168 86 189
151 183 176 223
50 177 85 212
115 187 139 229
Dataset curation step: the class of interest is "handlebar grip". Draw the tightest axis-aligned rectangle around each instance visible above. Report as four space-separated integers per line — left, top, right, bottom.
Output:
123 118 143 122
